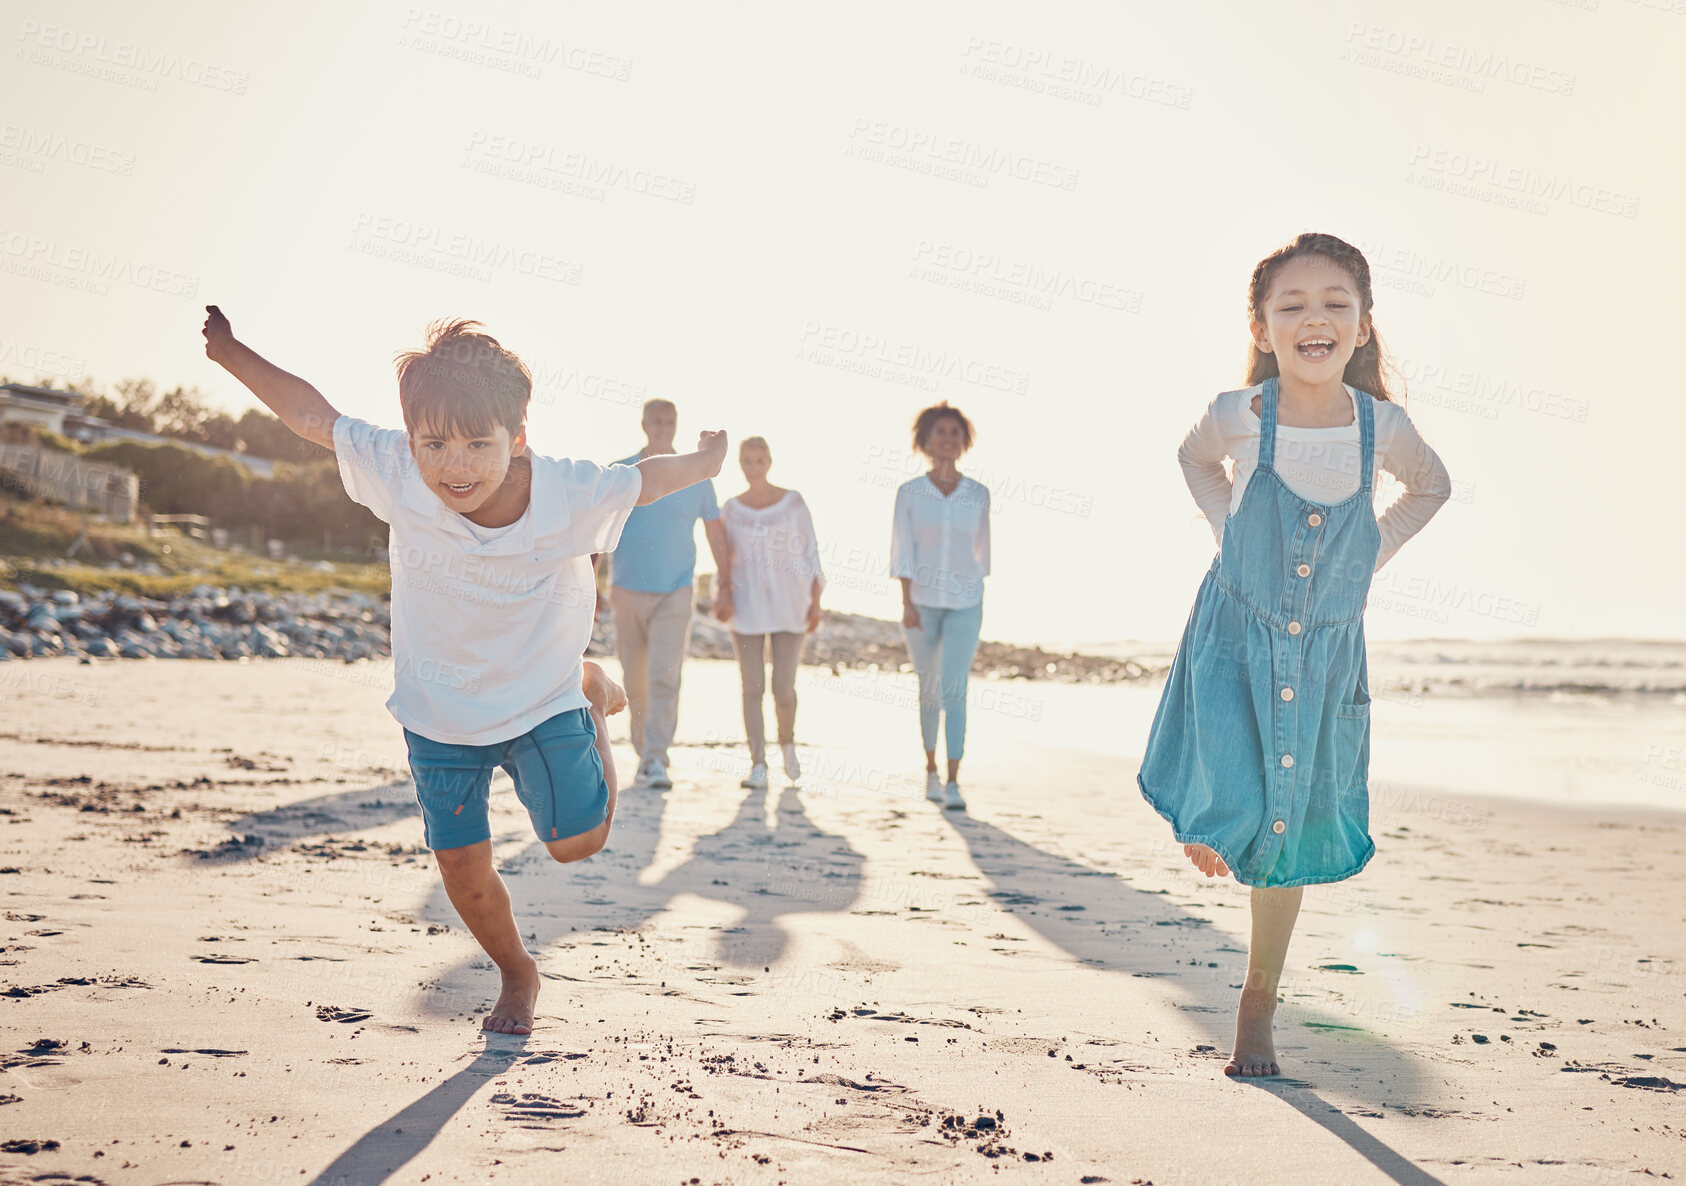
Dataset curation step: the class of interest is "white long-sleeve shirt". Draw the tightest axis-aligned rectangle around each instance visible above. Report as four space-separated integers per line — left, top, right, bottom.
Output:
889 474 991 609
1177 384 1450 571
721 490 825 635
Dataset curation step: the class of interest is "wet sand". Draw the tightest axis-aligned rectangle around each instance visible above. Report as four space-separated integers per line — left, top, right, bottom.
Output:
1 656 1682 1185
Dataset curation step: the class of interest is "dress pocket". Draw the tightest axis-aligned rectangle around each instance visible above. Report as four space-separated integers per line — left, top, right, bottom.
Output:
1333 700 1371 793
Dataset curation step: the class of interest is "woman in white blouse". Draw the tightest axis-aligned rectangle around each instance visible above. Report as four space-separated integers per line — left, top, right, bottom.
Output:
713 436 825 791
890 403 990 812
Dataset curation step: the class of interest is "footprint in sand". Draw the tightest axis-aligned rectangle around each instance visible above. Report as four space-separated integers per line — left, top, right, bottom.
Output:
799 1072 899 1092
1612 1076 1686 1092
1 1041 69 1071
0 1138 61 1154
314 1005 372 1024
191 954 257 965
491 1091 586 1123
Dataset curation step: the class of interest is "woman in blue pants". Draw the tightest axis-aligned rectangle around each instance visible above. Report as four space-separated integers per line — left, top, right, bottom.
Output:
890 403 990 811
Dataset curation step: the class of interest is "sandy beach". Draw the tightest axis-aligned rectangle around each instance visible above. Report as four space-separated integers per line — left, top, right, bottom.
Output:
2 655 1683 1185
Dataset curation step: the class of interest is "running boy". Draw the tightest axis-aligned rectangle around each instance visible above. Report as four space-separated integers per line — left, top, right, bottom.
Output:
201 307 726 1034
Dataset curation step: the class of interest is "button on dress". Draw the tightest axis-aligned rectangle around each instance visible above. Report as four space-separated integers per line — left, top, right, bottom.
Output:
1138 377 1382 888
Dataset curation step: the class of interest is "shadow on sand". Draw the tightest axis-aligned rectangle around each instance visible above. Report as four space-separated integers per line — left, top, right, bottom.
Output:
305 1036 529 1186
945 811 1448 1186
221 767 1444 1184
266 775 866 1185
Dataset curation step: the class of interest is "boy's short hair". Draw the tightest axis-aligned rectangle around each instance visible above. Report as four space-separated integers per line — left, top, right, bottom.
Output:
641 397 676 422
395 318 531 440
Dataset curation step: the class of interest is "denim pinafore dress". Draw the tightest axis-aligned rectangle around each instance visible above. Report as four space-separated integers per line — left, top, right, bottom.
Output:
1138 378 1381 888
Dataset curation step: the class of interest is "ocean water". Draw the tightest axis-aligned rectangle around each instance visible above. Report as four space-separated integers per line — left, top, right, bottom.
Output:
1024 638 1686 815
1084 637 1686 699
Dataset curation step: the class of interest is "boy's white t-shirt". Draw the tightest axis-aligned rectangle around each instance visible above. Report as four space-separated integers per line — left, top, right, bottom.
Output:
333 414 643 746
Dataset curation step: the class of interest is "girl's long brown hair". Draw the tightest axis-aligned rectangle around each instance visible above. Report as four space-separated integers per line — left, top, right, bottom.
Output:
1245 233 1399 403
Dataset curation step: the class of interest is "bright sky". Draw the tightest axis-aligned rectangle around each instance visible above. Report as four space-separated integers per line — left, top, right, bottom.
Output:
3 0 1680 646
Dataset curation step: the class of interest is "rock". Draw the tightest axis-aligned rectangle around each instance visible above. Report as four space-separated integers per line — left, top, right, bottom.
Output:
0 583 1157 685
0 584 394 667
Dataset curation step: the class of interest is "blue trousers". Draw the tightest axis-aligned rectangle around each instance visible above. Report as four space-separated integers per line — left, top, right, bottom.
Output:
903 600 983 762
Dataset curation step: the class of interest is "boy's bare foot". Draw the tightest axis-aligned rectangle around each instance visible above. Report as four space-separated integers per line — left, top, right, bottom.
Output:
582 660 627 716
1183 843 1229 878
483 957 540 1035
1224 986 1281 1077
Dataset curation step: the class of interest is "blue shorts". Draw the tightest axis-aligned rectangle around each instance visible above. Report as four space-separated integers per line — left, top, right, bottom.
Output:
403 708 609 852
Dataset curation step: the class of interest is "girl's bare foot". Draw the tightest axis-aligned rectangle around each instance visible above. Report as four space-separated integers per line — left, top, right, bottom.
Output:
1183 843 1229 878
483 956 540 1035
1224 986 1281 1077
582 660 627 716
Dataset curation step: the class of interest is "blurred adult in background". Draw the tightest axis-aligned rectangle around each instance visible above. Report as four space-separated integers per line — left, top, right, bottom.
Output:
890 402 989 812
607 398 727 790
714 436 824 791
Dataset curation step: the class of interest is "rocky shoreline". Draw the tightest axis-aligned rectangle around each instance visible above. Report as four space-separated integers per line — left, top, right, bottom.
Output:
686 601 1159 684
0 585 388 662
0 584 1159 684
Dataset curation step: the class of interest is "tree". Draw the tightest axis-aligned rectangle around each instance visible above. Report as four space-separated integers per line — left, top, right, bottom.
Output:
199 411 241 452
48 373 325 463
234 407 325 463
81 439 251 523
152 384 214 441
108 378 161 431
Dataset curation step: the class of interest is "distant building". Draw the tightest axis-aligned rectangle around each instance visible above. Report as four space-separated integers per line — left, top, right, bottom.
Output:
74 423 277 479
0 382 275 479
0 441 140 522
0 382 77 436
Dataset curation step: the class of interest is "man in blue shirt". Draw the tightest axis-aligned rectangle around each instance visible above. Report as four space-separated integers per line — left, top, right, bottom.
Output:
608 398 727 789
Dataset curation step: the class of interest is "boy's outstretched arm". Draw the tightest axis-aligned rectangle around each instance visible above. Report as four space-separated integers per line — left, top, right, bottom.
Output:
634 429 726 505
201 305 341 450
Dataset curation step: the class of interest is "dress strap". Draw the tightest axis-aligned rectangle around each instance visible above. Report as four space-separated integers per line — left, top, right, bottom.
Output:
1355 384 1376 493
1258 376 1279 471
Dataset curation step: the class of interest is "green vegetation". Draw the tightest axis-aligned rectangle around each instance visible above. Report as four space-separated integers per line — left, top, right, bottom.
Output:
3 371 387 564
71 375 323 464
63 437 383 544
0 490 390 599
